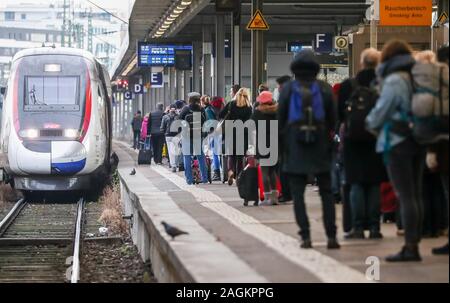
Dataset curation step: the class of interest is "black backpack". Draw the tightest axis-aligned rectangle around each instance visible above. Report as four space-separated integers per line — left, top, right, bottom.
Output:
184 109 206 136
344 80 378 142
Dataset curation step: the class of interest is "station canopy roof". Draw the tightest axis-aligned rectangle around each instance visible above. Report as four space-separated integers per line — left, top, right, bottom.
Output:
111 0 369 79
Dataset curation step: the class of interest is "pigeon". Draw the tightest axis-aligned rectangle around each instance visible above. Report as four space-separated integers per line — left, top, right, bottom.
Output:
130 168 136 175
161 221 189 240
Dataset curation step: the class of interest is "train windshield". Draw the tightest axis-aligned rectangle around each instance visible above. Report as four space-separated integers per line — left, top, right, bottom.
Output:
15 54 91 140
25 76 79 109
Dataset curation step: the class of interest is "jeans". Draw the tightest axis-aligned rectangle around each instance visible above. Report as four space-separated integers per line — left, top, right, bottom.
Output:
151 133 165 164
209 136 221 171
350 184 381 232
288 172 337 240
183 154 208 185
386 140 425 245
166 136 181 168
261 165 278 192
133 130 140 149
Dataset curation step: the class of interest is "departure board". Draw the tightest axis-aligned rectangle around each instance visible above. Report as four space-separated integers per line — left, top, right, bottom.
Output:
137 42 193 67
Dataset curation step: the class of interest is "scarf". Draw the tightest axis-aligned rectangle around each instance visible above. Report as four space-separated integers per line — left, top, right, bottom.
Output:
288 81 325 124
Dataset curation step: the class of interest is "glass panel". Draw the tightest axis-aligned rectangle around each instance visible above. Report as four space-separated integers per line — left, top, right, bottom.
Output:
58 77 78 105
44 77 58 105
27 77 44 105
26 76 78 106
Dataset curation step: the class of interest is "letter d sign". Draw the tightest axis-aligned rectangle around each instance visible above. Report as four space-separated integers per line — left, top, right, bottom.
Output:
133 84 143 94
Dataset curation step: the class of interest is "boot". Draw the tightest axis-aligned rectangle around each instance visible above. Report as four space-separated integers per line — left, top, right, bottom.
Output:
327 238 341 249
386 244 422 262
300 239 313 249
212 169 221 181
432 243 449 255
269 190 279 205
344 229 365 239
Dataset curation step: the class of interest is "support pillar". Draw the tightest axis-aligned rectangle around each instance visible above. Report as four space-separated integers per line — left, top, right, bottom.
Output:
193 41 202 93
176 69 183 100
184 71 190 97
215 14 225 97
169 67 176 101
250 0 266 102
202 26 213 96
231 4 242 86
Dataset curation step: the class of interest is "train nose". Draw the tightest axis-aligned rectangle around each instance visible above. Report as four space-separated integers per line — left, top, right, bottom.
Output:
17 141 87 175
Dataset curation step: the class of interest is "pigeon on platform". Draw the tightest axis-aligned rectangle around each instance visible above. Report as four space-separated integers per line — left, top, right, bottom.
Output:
130 168 136 175
161 221 189 240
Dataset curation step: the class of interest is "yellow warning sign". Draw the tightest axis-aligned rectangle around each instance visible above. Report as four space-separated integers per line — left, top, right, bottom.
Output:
246 10 269 30
439 12 448 25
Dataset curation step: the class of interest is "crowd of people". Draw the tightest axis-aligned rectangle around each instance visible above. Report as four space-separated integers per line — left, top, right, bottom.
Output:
130 39 449 262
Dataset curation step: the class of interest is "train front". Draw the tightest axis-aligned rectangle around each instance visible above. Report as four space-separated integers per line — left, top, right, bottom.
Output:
1 50 104 191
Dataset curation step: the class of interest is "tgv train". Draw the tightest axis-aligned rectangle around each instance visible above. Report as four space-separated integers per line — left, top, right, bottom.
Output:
0 47 113 191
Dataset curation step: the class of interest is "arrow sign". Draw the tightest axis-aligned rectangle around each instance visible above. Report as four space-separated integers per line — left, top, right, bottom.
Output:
246 10 269 30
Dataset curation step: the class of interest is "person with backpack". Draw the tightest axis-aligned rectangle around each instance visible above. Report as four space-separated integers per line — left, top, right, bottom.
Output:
131 111 143 149
179 92 209 185
278 49 340 250
338 48 386 240
205 96 225 181
366 40 426 262
147 103 165 165
219 88 253 186
252 91 279 206
161 104 181 172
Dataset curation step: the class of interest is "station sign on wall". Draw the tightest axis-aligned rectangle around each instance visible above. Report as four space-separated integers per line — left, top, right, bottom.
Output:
379 0 432 26
137 42 193 67
314 33 333 53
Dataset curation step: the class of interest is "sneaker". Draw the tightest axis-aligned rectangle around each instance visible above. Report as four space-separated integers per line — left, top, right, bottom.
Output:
212 170 221 182
432 243 449 255
171 167 177 172
386 245 422 262
259 199 274 206
270 190 279 205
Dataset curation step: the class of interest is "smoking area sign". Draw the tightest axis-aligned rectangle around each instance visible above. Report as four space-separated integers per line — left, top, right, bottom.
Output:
379 0 432 26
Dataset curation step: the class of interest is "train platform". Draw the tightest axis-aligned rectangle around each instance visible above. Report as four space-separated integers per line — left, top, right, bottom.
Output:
113 141 449 283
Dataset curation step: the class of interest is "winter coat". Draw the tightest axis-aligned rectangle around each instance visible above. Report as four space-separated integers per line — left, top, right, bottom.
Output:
251 102 278 160
147 110 164 135
140 116 149 140
338 69 387 184
179 104 207 155
278 79 336 175
160 112 180 137
366 54 416 153
218 100 252 155
131 114 143 132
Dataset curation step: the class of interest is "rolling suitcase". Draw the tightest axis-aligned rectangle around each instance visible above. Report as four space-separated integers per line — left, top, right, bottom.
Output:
138 138 152 165
236 163 259 207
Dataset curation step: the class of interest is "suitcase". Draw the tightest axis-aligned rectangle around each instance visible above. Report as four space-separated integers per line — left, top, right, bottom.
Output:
236 164 259 206
138 139 152 165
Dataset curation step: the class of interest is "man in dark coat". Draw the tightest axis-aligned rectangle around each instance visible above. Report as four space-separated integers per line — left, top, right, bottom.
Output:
278 50 340 249
148 103 165 164
338 48 387 239
131 110 143 149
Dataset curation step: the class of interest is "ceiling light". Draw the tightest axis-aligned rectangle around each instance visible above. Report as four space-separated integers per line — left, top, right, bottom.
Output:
166 16 175 21
181 0 192 5
160 24 170 29
170 12 180 18
173 8 184 14
164 19 173 25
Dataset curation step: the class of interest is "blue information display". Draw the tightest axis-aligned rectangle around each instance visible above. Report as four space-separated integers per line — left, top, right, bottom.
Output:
137 42 193 67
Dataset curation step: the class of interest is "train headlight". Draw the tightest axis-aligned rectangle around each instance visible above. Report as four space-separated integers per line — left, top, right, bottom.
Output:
19 129 39 139
64 129 79 138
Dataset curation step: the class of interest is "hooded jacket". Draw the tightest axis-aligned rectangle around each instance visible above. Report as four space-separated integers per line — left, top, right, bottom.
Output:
140 116 149 140
366 54 416 153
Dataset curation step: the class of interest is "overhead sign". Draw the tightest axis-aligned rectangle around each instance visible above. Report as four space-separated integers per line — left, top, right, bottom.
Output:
246 10 269 30
379 0 432 26
314 33 333 53
438 11 449 25
133 84 143 94
124 91 133 100
137 43 193 67
149 72 164 88
334 36 349 50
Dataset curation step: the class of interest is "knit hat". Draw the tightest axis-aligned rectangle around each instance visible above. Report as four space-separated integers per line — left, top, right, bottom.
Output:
256 91 273 104
211 96 224 108
290 49 320 79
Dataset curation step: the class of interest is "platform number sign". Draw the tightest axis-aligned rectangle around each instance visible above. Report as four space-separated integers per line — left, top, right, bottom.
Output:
314 33 333 53
133 84 144 94
124 90 133 100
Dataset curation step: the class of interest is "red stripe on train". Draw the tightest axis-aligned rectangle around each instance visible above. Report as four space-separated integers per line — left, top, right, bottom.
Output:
79 70 92 143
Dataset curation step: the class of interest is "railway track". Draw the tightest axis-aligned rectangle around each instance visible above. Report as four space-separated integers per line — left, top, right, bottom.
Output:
0 198 85 283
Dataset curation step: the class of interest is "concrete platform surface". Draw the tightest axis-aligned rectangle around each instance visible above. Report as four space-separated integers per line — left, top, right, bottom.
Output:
114 141 449 283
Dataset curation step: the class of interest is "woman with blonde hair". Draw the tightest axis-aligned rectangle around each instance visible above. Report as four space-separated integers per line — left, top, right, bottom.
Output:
219 87 253 185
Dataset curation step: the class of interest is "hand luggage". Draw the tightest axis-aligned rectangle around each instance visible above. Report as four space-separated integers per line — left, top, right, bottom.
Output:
236 163 259 206
138 138 152 165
